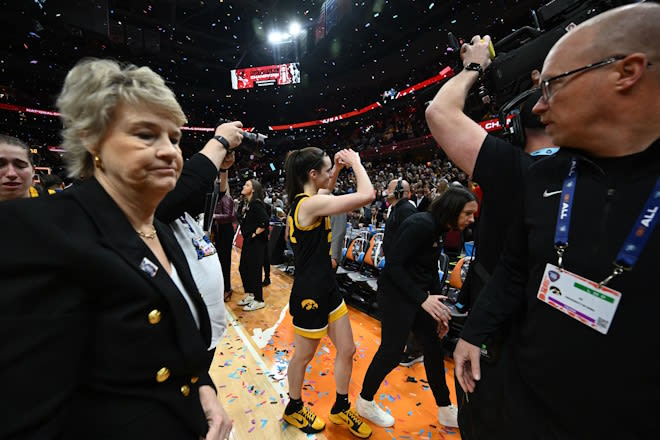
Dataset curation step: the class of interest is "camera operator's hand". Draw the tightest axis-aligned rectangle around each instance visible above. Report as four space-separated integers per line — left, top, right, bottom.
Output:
460 35 492 71
199 121 243 170
215 120 244 150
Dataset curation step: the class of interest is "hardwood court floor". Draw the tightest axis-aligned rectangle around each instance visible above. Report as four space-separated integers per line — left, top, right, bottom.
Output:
210 247 462 440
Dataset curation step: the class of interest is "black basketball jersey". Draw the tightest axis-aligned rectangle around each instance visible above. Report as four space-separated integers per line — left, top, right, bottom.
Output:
287 193 337 293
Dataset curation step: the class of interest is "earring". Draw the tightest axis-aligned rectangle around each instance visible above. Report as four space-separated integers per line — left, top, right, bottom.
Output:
94 155 103 170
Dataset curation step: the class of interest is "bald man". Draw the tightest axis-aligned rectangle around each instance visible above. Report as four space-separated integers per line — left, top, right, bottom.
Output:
448 4 659 437
381 178 426 369
381 178 415 256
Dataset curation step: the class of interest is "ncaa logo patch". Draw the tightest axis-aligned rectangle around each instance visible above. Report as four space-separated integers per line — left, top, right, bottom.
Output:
301 299 319 310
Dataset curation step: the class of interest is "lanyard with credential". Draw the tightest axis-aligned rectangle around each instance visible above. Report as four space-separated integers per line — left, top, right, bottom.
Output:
554 158 660 286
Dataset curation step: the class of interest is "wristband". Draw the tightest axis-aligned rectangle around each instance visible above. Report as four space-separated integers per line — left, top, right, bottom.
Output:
213 135 230 150
464 62 483 78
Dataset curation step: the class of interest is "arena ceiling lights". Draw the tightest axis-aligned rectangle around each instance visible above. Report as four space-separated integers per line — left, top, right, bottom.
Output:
268 22 304 44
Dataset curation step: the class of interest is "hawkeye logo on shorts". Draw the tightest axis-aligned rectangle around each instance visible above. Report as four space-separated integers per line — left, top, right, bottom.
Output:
301 299 319 310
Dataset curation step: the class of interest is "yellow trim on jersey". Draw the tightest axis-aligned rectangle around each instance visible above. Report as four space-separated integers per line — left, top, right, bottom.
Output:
287 215 297 243
293 194 322 231
328 301 348 324
293 324 328 339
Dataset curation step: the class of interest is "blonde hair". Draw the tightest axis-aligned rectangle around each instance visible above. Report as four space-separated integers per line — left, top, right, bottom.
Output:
56 58 187 178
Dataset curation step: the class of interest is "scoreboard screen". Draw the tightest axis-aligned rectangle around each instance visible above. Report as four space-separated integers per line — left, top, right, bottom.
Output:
231 63 300 90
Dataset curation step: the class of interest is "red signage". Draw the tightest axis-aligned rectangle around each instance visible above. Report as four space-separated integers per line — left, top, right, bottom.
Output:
269 102 382 131
231 63 301 90
395 66 455 99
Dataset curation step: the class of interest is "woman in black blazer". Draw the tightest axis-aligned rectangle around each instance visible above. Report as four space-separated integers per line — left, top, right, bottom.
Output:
0 58 243 440
236 178 269 311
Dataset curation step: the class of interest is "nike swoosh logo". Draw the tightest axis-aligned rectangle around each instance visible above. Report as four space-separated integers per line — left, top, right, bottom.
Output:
288 413 307 426
543 190 562 198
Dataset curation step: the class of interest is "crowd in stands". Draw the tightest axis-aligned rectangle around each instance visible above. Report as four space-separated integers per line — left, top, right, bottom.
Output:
14 110 476 237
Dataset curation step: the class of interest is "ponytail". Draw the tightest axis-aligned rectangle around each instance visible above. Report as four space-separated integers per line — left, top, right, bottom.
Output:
285 147 327 202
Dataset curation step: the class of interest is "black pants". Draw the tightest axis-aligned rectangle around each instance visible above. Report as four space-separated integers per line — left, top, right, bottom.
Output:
360 290 451 406
239 238 266 302
214 223 234 292
263 238 270 281
63 392 200 439
456 324 519 440
403 331 423 356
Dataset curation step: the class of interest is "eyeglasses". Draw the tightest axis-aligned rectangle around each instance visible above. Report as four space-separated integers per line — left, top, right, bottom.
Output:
540 55 626 101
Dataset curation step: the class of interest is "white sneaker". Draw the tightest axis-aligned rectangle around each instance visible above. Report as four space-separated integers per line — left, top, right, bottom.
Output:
237 293 254 306
243 300 265 311
437 404 458 428
356 395 394 427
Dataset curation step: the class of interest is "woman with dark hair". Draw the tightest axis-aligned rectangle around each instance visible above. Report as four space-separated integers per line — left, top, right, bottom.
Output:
355 187 478 430
282 147 375 438
237 178 269 311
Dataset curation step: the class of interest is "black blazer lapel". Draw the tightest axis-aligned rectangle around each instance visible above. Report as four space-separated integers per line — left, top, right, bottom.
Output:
71 179 211 356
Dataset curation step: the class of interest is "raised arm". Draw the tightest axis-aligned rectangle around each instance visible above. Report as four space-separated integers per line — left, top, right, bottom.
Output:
198 121 244 171
424 35 492 176
156 122 242 222
218 151 235 194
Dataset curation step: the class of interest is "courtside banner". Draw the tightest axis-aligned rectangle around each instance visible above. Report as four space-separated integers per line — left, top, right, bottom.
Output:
231 63 301 90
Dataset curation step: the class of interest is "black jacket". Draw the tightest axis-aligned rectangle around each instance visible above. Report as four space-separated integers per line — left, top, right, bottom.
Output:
0 178 214 439
462 139 660 437
382 198 417 258
379 212 444 305
240 199 269 242
416 195 431 213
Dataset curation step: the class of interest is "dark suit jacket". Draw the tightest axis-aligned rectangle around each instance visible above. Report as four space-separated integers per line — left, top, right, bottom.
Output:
0 178 214 439
240 199 269 242
416 195 431 213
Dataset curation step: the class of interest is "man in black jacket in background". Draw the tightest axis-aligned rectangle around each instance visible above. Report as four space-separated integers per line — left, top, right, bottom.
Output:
381 178 427 367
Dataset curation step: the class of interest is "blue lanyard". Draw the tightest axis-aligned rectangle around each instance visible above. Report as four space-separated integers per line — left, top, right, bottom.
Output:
554 158 660 286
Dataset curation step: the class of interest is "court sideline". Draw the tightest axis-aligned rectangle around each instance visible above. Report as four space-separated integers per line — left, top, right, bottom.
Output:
211 247 462 439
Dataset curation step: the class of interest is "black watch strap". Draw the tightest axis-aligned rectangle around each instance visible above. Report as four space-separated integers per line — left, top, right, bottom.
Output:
464 62 483 77
213 135 230 150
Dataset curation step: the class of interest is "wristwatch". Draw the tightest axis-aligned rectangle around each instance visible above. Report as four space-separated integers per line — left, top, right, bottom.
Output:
464 62 483 78
213 135 230 150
